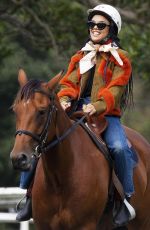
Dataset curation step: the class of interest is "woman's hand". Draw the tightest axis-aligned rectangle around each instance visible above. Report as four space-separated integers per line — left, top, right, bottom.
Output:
60 101 71 110
82 103 96 115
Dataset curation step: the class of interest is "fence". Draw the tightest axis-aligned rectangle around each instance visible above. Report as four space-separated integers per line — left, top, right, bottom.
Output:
0 187 33 230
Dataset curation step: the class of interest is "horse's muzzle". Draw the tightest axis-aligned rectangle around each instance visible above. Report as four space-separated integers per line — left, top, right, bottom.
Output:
11 152 31 170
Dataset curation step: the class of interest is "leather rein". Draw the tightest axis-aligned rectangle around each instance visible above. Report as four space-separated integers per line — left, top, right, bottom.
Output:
15 89 85 158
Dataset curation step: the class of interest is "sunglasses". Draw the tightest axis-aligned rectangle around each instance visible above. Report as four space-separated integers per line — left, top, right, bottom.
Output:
87 21 110 30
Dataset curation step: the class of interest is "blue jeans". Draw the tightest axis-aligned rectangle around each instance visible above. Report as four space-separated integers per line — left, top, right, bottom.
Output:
77 97 91 110
103 116 137 196
19 157 38 189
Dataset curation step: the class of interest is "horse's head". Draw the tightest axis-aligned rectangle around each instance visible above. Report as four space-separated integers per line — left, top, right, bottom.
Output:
10 69 63 170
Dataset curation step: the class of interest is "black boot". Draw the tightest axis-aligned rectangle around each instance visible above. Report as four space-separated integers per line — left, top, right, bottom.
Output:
16 197 32 221
113 196 136 227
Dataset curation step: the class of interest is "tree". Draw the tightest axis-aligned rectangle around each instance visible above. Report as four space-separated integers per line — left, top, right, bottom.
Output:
0 0 149 187
0 0 149 81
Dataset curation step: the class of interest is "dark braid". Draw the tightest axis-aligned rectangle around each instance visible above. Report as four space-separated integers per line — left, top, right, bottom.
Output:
109 22 121 46
120 73 134 112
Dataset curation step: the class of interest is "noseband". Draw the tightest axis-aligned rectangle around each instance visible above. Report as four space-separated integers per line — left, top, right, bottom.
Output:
15 89 85 157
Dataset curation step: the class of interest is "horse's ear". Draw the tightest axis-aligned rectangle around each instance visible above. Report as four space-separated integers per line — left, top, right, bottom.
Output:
47 70 64 90
18 69 28 87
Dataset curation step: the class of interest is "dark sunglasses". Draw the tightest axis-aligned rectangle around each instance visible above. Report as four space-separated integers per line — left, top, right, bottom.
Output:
87 21 110 30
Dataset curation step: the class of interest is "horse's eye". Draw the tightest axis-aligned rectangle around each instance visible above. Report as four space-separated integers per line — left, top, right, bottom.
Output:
38 110 46 115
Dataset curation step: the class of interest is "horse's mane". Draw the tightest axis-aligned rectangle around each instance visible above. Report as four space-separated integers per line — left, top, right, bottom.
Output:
14 79 44 104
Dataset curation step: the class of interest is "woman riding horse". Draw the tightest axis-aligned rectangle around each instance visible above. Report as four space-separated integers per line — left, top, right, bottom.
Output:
16 3 137 227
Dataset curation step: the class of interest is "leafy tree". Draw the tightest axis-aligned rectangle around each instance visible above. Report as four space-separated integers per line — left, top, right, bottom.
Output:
0 0 149 187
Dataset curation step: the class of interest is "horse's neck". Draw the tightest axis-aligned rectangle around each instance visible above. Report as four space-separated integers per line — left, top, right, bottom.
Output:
42 109 74 190
56 108 73 137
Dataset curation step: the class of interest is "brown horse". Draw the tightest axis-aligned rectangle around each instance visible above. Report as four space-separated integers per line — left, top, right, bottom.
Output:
10 69 150 230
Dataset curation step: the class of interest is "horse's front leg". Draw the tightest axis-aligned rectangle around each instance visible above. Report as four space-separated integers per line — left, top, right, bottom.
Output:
77 222 97 230
34 222 52 230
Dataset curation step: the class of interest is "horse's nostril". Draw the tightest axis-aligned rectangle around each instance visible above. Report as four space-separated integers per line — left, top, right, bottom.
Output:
18 154 28 166
12 153 29 170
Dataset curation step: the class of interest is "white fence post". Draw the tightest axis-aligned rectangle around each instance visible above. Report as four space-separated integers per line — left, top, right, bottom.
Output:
20 221 29 230
0 187 33 230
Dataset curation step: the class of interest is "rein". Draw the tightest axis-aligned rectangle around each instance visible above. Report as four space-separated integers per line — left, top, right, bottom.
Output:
41 115 85 153
15 89 86 157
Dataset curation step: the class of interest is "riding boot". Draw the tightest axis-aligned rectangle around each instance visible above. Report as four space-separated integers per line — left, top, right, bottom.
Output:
16 196 32 221
113 196 136 227
16 183 33 221
16 157 38 221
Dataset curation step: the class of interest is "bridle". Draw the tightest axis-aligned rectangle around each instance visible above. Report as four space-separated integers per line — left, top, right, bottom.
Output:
15 89 85 158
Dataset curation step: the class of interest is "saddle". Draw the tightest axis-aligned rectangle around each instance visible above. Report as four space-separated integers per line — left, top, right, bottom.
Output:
70 110 107 135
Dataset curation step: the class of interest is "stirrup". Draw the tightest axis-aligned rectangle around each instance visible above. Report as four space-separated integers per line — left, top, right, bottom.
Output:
124 198 136 220
113 198 136 227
